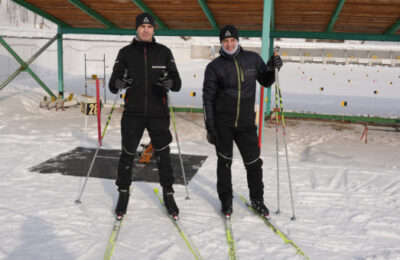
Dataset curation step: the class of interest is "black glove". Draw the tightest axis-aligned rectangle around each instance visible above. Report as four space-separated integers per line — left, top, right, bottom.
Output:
206 126 219 146
115 77 134 90
156 74 174 93
266 55 283 71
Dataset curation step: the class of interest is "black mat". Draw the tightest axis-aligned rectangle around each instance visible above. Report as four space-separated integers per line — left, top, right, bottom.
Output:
30 147 207 185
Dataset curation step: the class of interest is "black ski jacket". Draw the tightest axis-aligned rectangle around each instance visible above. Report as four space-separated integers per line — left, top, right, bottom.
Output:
203 47 275 128
109 37 181 117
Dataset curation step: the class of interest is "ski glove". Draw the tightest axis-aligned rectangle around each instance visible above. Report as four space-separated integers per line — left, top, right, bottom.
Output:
156 76 174 93
266 55 283 71
206 126 219 146
115 77 135 90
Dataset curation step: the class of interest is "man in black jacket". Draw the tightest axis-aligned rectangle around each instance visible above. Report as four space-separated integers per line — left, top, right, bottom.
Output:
109 12 181 220
203 25 283 218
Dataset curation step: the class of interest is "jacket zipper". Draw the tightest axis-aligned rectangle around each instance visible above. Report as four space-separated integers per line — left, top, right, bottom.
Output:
234 58 243 127
144 46 148 117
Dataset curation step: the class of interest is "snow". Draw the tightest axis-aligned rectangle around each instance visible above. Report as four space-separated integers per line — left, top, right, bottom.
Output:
1 4 400 259
1 79 400 259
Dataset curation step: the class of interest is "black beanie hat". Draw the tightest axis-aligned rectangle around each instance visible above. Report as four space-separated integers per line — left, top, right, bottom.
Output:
219 25 239 42
136 12 155 29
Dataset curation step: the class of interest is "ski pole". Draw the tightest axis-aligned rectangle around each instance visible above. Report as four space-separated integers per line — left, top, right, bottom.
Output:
274 47 296 220
75 87 122 204
274 81 281 215
277 84 296 220
168 93 190 200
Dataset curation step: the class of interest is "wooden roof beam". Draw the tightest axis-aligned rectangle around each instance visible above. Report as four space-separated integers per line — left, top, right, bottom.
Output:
11 0 70 27
327 0 346 32
68 0 116 28
131 0 168 29
386 18 400 34
197 0 218 30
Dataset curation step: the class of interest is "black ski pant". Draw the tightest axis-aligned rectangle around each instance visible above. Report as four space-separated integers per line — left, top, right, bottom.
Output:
215 125 264 202
116 114 174 193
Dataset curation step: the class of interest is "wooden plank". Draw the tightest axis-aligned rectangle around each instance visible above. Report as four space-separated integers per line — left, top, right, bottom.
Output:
143 0 213 29
275 25 328 32
26 0 104 28
332 1 400 33
341 3 400 15
276 0 337 2
274 0 336 32
207 0 262 29
346 0 400 4
207 3 263 10
77 0 141 29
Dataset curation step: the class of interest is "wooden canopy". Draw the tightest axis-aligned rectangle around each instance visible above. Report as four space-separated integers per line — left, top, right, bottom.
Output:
11 0 400 41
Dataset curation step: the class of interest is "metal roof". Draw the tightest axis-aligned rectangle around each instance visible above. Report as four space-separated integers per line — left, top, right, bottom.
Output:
11 0 400 41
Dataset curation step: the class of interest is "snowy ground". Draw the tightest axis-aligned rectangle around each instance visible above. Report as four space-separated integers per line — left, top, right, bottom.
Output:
1 81 400 260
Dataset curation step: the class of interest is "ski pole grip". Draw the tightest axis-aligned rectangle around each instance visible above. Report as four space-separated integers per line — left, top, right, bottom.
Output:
274 46 280 56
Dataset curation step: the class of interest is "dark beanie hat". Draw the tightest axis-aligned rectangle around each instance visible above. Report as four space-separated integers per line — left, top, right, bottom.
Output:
136 12 155 29
219 25 239 42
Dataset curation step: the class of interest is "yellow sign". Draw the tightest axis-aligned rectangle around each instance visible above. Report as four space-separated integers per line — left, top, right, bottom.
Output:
81 96 100 115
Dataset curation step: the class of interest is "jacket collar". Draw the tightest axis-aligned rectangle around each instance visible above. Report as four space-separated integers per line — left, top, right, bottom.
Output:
220 45 242 59
132 36 156 47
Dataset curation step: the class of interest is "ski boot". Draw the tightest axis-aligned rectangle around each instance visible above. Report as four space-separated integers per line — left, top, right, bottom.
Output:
115 189 130 221
163 191 179 220
251 200 270 219
220 196 233 219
